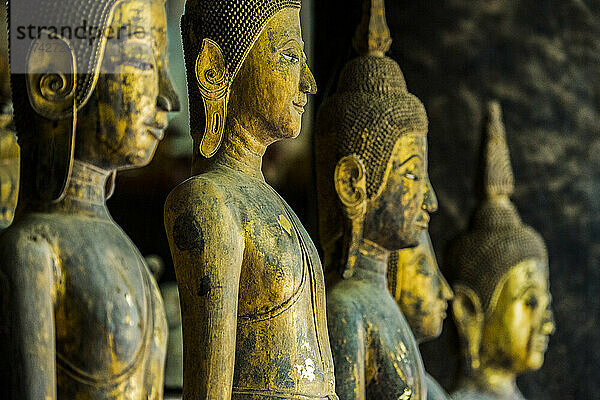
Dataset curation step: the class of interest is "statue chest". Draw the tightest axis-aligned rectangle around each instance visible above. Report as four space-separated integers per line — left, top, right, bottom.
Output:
237 205 308 318
230 180 319 317
50 219 161 383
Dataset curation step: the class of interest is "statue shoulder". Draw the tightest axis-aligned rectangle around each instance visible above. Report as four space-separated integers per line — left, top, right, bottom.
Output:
165 174 237 219
165 174 243 261
0 220 58 294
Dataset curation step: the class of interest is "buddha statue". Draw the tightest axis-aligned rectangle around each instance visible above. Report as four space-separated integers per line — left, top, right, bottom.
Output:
0 0 179 398
164 1 337 399
0 2 17 230
388 231 454 400
314 0 437 398
447 102 555 400
0 107 18 230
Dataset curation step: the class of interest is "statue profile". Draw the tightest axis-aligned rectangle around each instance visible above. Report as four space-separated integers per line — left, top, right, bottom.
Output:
447 102 555 400
0 108 18 230
0 0 179 398
314 0 437 398
0 1 17 231
164 0 337 398
388 231 454 400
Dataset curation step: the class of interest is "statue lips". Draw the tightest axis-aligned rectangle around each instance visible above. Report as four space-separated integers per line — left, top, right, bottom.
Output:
414 211 430 231
435 300 448 319
293 100 306 114
144 115 168 140
530 334 549 353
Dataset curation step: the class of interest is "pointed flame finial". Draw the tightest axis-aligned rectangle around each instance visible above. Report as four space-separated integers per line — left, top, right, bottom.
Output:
353 0 392 57
482 101 515 200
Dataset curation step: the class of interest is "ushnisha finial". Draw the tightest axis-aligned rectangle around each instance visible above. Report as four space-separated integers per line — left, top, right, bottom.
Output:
353 0 392 57
482 101 515 201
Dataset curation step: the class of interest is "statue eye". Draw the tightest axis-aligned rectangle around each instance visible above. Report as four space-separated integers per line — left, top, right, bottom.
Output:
281 51 300 64
403 172 420 181
123 58 155 72
138 61 155 71
525 295 538 309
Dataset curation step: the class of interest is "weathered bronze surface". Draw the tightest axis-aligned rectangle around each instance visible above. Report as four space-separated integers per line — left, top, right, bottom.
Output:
388 231 453 400
447 102 555 400
0 111 18 230
165 1 337 399
0 3 17 231
0 0 179 398
314 1 437 398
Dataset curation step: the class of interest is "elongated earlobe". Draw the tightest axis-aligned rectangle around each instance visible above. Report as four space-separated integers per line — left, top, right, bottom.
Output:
26 32 76 202
452 285 484 374
334 154 367 278
195 38 230 158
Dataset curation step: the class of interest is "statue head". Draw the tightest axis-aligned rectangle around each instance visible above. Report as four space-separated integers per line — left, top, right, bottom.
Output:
388 230 453 342
181 0 316 162
9 0 179 203
448 101 555 378
315 0 437 278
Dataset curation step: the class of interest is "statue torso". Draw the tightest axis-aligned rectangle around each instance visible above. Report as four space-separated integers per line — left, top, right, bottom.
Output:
188 164 337 399
7 212 167 399
327 268 425 400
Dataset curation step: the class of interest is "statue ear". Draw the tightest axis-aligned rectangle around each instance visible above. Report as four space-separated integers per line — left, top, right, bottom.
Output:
26 33 76 119
334 155 367 278
195 38 230 158
334 154 367 219
26 32 76 202
452 284 484 373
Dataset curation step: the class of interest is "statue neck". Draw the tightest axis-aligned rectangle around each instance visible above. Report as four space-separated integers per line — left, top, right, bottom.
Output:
352 238 389 287
48 159 112 219
460 364 522 399
209 118 266 181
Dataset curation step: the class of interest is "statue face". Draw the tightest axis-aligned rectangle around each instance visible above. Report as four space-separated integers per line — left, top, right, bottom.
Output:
481 258 555 373
229 8 317 145
395 231 453 342
363 133 437 250
77 0 179 169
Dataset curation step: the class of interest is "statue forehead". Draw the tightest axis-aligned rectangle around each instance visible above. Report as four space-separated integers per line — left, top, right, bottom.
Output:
261 8 303 47
389 133 427 166
110 0 168 51
501 258 549 298
397 233 436 274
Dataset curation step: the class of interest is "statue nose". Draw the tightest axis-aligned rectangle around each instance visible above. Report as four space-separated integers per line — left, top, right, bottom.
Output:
158 68 181 112
422 179 438 213
300 63 317 95
541 308 556 335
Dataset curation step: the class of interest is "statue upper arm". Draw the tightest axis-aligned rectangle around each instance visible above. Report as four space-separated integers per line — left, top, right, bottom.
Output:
0 229 58 400
164 178 244 399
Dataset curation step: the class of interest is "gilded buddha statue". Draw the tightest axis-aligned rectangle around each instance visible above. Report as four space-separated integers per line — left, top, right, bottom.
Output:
0 0 179 398
447 102 555 400
0 105 18 230
314 0 437 398
164 1 337 399
0 2 17 230
388 231 454 400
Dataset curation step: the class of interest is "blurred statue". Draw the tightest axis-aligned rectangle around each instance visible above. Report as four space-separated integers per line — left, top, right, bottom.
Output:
0 2 17 230
388 231 454 400
164 0 337 399
160 281 183 394
0 0 180 398
314 0 437 398
0 105 18 230
447 102 555 400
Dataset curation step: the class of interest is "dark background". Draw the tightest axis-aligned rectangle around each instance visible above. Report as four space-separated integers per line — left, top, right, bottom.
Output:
109 0 600 398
